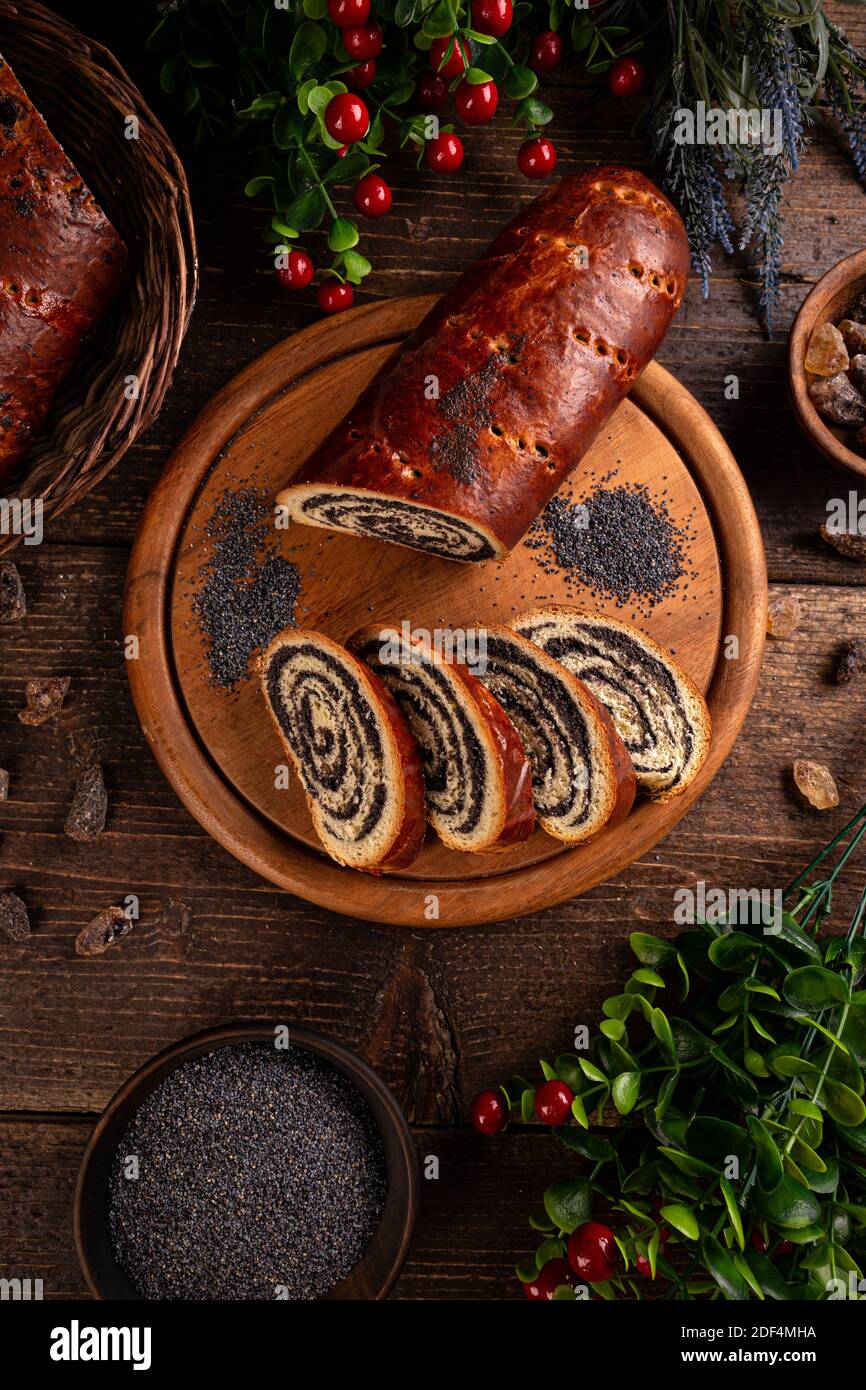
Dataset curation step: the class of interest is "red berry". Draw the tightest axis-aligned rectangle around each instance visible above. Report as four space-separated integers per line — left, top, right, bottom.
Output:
343 22 382 61
328 0 369 26
567 1222 619 1284
469 1088 508 1135
275 249 314 290
346 60 376 90
523 1258 576 1301
353 171 392 218
430 34 471 79
609 56 646 98
635 1252 652 1277
415 71 448 112
324 92 370 144
533 1078 574 1126
454 78 498 125
424 131 464 173
470 0 512 38
317 281 354 314
517 136 556 179
529 30 563 74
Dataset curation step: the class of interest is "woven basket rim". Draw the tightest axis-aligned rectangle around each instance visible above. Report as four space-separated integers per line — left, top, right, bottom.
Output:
0 0 197 552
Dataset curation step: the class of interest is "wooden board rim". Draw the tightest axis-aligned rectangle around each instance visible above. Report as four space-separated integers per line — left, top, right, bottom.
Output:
124 294 767 928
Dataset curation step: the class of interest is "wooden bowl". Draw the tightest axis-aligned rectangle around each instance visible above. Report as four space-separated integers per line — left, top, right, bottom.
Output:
73 1023 417 1301
789 248 866 479
0 0 197 555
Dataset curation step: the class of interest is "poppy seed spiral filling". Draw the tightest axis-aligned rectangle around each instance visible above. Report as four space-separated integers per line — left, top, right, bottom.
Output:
513 607 711 799
356 634 487 839
284 487 499 562
478 632 595 832
260 632 426 871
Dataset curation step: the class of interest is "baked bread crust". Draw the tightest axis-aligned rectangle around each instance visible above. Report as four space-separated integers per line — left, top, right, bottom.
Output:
350 624 535 852
513 604 712 800
475 624 636 843
259 628 427 872
279 165 689 560
0 56 129 479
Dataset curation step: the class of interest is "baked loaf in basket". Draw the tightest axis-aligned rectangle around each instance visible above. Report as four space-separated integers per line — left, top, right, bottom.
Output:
514 606 711 800
278 165 689 561
260 629 426 872
351 625 535 853
474 626 636 843
0 55 129 480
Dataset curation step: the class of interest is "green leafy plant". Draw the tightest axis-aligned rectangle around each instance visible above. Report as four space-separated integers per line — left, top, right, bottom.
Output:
480 804 866 1301
145 2 866 324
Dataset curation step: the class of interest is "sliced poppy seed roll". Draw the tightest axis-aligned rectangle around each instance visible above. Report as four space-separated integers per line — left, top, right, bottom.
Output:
513 606 711 800
350 625 535 853
473 626 636 844
259 629 426 872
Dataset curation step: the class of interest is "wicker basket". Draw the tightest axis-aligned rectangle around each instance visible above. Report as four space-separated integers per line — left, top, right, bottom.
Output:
0 0 197 553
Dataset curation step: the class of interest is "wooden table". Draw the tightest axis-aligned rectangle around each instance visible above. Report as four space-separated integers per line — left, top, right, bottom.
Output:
2 1 866 1301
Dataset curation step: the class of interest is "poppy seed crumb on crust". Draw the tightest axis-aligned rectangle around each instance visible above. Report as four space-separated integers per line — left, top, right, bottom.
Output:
107 1043 387 1301
192 487 301 690
524 479 696 616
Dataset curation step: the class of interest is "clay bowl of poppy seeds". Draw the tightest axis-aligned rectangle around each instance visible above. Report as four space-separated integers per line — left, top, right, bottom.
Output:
73 1024 417 1300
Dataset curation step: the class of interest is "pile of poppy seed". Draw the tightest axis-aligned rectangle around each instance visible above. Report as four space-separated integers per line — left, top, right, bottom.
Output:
525 480 695 616
107 1044 387 1301
192 486 300 689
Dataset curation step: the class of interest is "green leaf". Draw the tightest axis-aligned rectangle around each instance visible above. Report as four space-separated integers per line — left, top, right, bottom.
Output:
578 1057 607 1084
273 106 300 151
744 1047 770 1077
322 151 371 185
823 1078 866 1127
688 1115 751 1167
773 912 823 962
464 66 493 84
244 175 276 197
521 96 554 126
515 1257 538 1283
837 1119 866 1154
550 1054 581 1091
328 218 359 253
289 21 327 80
342 249 372 284
505 64 538 99
629 932 675 967
753 1175 821 1230
612 1071 641 1115
702 1232 749 1299
670 1019 710 1064
632 968 665 988
303 0 329 15
658 1146 717 1179
659 1203 699 1241
554 1125 613 1161
520 1088 535 1123
307 84 336 117
708 931 761 969
286 186 326 231
747 1115 784 1193
733 1251 764 1299
543 1178 592 1234
744 1249 792 1300
539 1059 558 1082
159 53 184 95
783 965 849 1010
651 1007 676 1060
720 1175 745 1249
599 1019 625 1041
570 1093 588 1129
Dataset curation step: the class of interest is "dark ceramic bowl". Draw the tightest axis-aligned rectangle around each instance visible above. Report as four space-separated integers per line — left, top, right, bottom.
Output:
73 1022 417 1300
789 247 866 480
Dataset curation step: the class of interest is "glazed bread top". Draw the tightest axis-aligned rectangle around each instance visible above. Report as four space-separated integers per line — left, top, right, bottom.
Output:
292 166 690 550
0 55 129 477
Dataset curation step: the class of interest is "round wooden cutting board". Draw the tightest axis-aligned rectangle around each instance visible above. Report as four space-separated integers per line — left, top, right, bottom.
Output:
125 294 766 928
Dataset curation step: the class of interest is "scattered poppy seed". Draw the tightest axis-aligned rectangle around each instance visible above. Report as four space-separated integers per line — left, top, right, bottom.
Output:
192 488 301 690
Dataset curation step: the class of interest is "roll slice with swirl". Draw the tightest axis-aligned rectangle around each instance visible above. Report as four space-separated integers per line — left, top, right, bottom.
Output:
513 606 711 800
259 629 426 872
350 625 535 853
473 627 636 844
